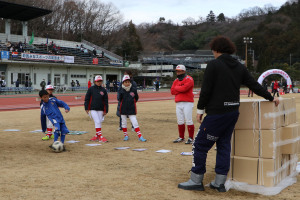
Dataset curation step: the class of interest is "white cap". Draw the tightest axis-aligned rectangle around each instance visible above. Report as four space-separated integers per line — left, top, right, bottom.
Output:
176 64 186 71
95 75 103 81
122 75 131 82
45 85 54 90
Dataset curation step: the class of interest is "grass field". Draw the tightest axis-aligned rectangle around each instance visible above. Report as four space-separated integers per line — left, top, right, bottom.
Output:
0 94 299 200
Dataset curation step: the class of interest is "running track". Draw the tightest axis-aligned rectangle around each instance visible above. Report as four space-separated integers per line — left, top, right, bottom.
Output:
0 89 249 111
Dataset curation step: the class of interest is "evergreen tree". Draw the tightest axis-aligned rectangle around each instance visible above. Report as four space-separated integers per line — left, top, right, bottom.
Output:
217 13 225 22
206 10 216 23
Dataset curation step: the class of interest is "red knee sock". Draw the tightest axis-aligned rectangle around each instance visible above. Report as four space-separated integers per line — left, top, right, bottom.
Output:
178 124 185 139
187 125 195 139
122 128 128 136
46 128 52 137
96 128 102 138
135 127 142 138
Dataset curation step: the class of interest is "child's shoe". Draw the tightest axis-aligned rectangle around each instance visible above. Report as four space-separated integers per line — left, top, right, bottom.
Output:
50 134 54 139
42 135 50 141
90 135 99 141
139 136 147 142
100 137 108 143
124 136 129 141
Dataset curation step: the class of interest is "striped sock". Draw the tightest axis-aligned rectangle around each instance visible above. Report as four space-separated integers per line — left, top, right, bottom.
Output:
47 128 52 137
96 128 102 139
122 128 128 137
135 127 142 138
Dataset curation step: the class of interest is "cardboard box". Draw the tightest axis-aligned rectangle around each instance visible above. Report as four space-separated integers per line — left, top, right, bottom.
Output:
282 98 297 126
227 156 233 180
234 129 259 157
281 123 299 154
281 154 289 180
258 157 281 187
291 98 297 124
235 99 259 130
236 99 284 130
233 156 258 185
260 129 281 159
260 100 284 130
290 154 298 175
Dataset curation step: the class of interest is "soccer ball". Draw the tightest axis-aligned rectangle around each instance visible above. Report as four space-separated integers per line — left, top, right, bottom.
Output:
51 141 64 153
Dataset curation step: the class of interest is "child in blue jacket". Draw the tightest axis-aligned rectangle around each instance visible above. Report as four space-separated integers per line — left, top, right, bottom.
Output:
40 90 70 150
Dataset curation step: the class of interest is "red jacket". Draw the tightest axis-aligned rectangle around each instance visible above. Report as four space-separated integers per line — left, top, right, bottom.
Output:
88 81 92 88
273 81 279 90
171 75 194 103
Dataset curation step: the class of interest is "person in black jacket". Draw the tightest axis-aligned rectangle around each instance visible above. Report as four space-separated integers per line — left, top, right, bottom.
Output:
178 36 279 192
118 75 146 142
84 75 109 143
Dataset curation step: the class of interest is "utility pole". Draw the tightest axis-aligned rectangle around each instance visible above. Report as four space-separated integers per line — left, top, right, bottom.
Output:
290 53 292 67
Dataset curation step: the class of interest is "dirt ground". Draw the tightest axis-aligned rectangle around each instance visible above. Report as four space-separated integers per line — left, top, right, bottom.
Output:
0 94 299 200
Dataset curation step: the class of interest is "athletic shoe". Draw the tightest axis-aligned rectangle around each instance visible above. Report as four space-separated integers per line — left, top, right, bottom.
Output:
209 183 226 192
100 137 108 143
173 137 184 143
118 127 122 131
90 135 99 141
139 136 147 142
185 138 193 144
42 135 50 141
50 134 54 139
124 136 129 141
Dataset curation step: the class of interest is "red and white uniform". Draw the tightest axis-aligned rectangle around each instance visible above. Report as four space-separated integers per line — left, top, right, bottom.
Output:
171 75 195 139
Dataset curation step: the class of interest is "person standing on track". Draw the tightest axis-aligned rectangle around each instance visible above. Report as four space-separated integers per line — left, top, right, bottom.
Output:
178 35 279 192
84 75 109 143
171 64 195 144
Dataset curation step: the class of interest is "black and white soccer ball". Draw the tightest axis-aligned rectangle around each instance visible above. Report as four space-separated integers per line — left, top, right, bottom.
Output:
51 141 64 153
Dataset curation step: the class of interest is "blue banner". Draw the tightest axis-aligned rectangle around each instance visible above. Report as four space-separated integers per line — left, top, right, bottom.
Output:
1 51 9 60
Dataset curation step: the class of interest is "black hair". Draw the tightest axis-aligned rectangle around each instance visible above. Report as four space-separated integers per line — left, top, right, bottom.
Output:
209 35 236 54
39 90 49 98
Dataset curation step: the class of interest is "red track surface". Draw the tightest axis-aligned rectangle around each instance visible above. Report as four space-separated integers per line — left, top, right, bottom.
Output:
0 89 250 111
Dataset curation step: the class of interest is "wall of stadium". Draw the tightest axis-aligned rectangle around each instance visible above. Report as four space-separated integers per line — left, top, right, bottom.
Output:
2 62 123 89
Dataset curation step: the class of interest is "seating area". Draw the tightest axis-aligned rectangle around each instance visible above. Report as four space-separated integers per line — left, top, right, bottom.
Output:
0 87 33 95
0 41 117 66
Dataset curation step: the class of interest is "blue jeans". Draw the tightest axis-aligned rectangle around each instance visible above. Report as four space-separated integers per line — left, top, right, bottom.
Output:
191 111 239 175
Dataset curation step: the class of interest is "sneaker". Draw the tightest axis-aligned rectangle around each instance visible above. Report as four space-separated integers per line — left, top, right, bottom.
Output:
124 136 129 141
185 138 193 144
100 137 108 143
42 135 50 141
173 137 184 143
209 183 226 192
90 135 99 141
50 134 54 139
118 127 122 131
139 136 147 142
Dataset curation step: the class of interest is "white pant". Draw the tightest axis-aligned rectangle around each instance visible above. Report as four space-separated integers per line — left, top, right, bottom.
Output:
90 110 104 128
121 115 139 128
46 116 53 129
176 102 194 125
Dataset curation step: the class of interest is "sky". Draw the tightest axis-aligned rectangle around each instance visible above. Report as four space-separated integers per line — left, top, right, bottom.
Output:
100 0 289 25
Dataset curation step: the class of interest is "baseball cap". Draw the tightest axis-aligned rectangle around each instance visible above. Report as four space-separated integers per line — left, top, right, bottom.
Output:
95 75 103 81
45 85 54 90
122 75 131 82
176 65 186 71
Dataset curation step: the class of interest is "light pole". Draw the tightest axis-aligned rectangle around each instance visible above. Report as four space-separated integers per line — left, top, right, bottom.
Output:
243 37 252 67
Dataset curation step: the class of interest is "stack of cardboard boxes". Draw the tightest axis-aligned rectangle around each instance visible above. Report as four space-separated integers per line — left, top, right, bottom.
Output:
229 98 299 187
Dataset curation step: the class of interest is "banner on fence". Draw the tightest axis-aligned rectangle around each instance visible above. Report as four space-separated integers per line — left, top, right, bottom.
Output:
1 51 9 60
93 58 98 64
64 56 74 63
21 53 64 62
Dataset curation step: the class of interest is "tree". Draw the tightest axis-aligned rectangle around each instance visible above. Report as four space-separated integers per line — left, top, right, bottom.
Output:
217 13 225 22
206 10 216 23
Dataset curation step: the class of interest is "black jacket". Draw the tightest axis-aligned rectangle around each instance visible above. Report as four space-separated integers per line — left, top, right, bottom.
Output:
84 85 108 112
118 86 139 115
116 80 137 116
198 54 273 115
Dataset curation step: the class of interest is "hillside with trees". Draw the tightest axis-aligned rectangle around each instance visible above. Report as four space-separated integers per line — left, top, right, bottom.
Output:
0 0 299 80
